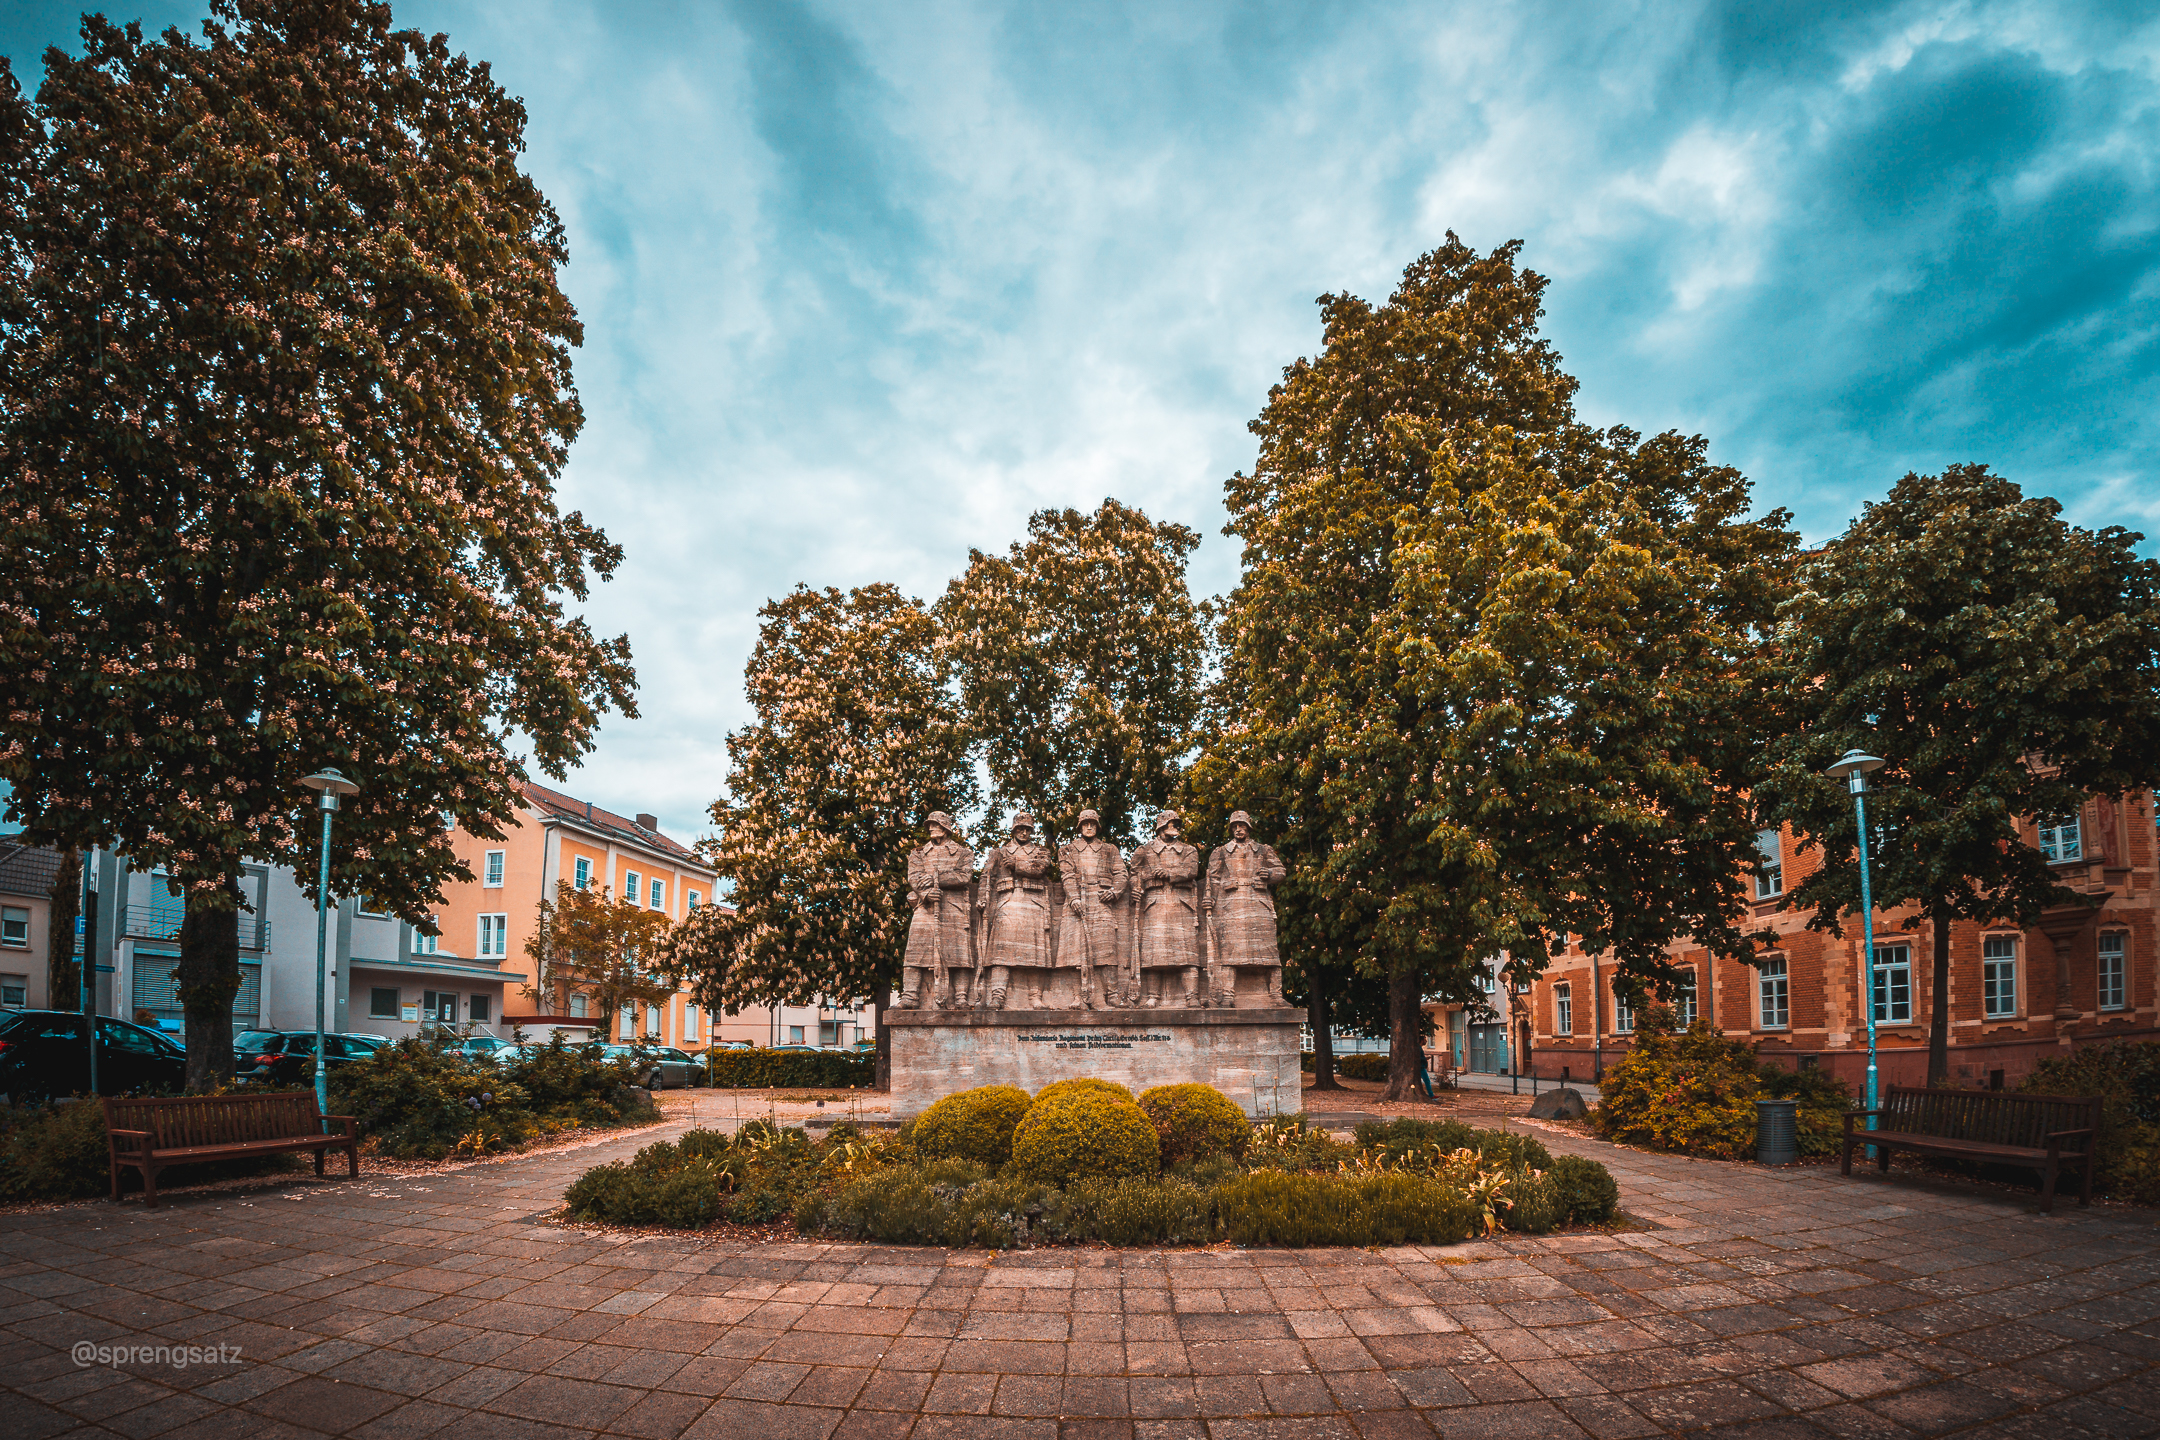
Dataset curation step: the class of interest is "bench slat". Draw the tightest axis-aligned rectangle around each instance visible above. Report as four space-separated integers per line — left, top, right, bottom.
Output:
1847 1086 2100 1214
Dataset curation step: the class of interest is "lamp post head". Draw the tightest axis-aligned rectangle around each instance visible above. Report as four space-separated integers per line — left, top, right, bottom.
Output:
1823 749 1886 795
298 768 359 811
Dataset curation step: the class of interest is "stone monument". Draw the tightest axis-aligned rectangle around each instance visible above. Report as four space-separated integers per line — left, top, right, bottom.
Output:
886 805 1303 1120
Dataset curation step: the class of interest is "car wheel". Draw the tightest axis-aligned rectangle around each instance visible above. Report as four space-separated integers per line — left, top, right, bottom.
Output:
643 1069 661 1090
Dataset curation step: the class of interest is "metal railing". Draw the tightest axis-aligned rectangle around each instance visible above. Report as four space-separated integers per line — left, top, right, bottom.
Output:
121 904 271 951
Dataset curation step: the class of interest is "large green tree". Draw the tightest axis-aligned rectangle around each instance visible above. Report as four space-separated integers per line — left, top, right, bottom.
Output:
0 2 633 1087
670 584 975 1086
1197 237 1794 1099
524 882 677 1041
937 499 1209 850
1758 465 2160 1085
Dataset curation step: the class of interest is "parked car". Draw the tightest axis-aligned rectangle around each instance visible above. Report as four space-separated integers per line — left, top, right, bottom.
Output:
439 1034 517 1064
0 1010 187 1101
339 1033 393 1055
231 1031 376 1086
597 1043 704 1089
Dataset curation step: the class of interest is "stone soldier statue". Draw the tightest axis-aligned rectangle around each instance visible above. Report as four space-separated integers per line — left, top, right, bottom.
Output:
975 812 1054 1010
1057 808 1128 1009
899 812 975 1010
1130 809 1203 1008
1206 809 1288 1007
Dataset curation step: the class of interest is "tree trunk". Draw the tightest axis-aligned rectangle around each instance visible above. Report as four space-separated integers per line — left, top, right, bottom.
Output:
871 996 891 1092
1382 967 1425 1102
1927 901 1952 1088
1307 966 1342 1091
47 848 82 1012
179 877 241 1093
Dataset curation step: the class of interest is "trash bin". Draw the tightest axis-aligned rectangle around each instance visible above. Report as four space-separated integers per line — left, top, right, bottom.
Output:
1756 1098 1797 1166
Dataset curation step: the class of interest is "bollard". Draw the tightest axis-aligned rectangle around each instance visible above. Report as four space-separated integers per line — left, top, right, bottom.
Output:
1755 1099 1798 1166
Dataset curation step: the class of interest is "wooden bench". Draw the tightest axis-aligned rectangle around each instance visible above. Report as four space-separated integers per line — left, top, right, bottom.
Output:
103 1092 359 1208
1842 1086 2100 1213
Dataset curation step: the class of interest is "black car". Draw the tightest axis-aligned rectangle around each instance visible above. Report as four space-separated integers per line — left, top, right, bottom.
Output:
0 1010 188 1101
231 1031 375 1085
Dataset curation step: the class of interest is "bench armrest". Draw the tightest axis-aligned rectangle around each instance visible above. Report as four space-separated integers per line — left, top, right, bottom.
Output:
1842 1109 1885 1133
324 1115 358 1137
106 1128 153 1139
2044 1127 2096 1143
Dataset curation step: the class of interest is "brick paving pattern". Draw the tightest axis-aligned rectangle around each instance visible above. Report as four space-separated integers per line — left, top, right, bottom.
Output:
4 1117 2157 1438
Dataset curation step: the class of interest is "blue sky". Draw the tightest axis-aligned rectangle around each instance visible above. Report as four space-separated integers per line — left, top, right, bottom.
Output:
6 1 2156 841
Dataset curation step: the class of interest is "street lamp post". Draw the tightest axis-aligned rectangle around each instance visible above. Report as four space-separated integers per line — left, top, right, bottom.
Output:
1824 749 1887 1143
297 769 359 1127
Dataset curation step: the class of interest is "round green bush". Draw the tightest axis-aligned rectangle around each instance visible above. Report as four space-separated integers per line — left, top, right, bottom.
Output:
1034 1077 1135 1106
1547 1154 1620 1224
912 1085 1032 1167
1138 1084 1250 1166
1504 1170 1563 1235
1011 1091 1160 1186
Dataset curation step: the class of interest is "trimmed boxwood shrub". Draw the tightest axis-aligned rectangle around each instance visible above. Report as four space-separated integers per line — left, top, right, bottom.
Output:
912 1085 1032 1167
1034 1078 1134 1105
704 1047 875 1089
1215 1170 1476 1246
1011 1091 1160 1186
1138 1084 1250 1166
2022 1040 2160 1205
1548 1154 1621 1224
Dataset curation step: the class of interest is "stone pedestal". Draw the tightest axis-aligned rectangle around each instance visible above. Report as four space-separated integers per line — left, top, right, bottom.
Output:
886 1007 1305 1120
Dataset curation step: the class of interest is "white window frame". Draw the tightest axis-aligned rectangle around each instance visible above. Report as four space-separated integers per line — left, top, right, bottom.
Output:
2097 932 2126 1012
1672 972 1698 1027
624 870 641 906
1754 828 1783 899
1554 983 1572 1036
1872 944 1913 1024
788 1025 805 1045
1612 987 1634 1034
684 1003 699 1042
1 973 26 1008
414 920 439 956
619 1009 635 1040
2038 814 2082 863
646 1004 661 1037
1982 935 2019 1019
477 914 508 959
687 890 701 910
0 906 27 949
574 857 591 891
569 992 589 1018
650 878 665 910
484 850 505 888
1758 956 1790 1030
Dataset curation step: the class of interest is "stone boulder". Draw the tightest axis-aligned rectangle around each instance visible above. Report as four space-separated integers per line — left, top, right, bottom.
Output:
1526 1086 1589 1121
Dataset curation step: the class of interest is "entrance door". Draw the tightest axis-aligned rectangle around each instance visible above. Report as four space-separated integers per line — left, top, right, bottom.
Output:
1468 1023 1508 1073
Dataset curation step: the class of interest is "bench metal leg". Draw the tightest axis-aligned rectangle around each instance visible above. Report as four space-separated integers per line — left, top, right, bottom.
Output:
1841 1139 1853 1177
2039 1158 2059 1214
142 1165 159 1209
1876 1145 1890 1173
346 1143 359 1179
314 1147 325 1177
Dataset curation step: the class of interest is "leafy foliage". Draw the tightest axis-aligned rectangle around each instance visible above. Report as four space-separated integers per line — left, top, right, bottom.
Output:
1034 1078 1134 1106
1592 1022 1763 1160
1214 1170 1477 1247
672 584 973 1018
2022 1040 2160 1205
0 1098 301 1201
1758 465 2160 1082
1547 1154 1621 1224
1190 236 1794 1098
1010 1090 1161 1186
1137 1084 1250 1166
331 1032 652 1161
0 1 635 1085
524 884 676 1038
1352 1116 1554 1173
702 1048 876 1089
937 500 1209 849
910 1085 1032 1167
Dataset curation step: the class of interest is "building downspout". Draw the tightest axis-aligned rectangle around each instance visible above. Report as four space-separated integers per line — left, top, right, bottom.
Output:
1591 951 1604 1081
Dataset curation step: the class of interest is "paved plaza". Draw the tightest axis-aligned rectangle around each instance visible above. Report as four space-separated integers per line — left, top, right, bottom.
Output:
3 1116 2157 1439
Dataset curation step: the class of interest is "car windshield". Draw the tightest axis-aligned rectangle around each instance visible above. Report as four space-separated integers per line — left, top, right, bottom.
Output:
235 1031 282 1049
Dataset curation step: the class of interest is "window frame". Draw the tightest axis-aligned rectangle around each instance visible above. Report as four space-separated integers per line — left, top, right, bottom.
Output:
369 987 400 1019
483 850 506 888
2098 932 2127 1012
687 890 701 910
477 913 508 959
1982 934 2019 1019
649 878 665 910
1758 956 1790 1030
469 994 491 1024
1872 944 1913 1025
1612 986 1634 1034
2037 814 2082 864
1754 828 1783 899
624 870 641 906
1 973 27 1008
1553 983 1572 1037
0 905 27 948
574 857 591 891
1671 971 1698 1027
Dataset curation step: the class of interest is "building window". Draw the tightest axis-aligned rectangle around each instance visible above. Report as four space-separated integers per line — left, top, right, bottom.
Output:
1554 984 1572 1036
787 1025 805 1045
1983 935 2018 1018
687 890 701 910
1475 965 1493 993
470 994 491 1024
569 992 588 1018
414 921 438 956
2098 933 2126 1012
1612 987 1634 1034
646 1004 661 1036
1759 957 1790 1030
369 987 400 1019
1754 829 1782 898
650 878 665 910
357 895 389 917
1873 944 1913 1024
2038 814 2082 863
0 907 27 948
2 974 27 1008
484 850 505 887
477 914 507 958
618 1009 635 1040
1672 972 1697 1027
624 870 641 905
574 857 591 890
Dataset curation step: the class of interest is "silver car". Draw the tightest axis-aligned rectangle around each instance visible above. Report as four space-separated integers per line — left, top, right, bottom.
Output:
599 1043 703 1089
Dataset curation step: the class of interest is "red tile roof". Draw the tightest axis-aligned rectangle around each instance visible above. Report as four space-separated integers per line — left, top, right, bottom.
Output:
520 781 709 870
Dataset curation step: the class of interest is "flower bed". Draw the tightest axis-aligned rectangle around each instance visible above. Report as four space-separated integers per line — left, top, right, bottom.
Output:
561 1082 1623 1248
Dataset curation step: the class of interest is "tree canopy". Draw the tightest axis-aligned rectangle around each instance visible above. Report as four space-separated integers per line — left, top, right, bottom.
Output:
0 1 633 1083
1758 464 2160 1083
524 882 676 1040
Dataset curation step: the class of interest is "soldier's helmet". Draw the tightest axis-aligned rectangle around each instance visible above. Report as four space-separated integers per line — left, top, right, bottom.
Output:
1153 810 1182 834
1012 811 1037 832
927 811 956 831
1228 810 1254 830
1076 808 1101 828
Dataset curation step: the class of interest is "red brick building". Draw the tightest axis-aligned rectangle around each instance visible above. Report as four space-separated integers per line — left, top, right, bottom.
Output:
1520 791 2156 1090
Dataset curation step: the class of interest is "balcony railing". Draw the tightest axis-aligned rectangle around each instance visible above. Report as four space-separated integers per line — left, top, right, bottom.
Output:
122 904 271 951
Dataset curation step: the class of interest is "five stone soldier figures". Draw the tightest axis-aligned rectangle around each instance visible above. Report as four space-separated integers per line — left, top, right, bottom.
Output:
975 812 1055 1010
1130 809 1205 1008
1207 809 1288 1006
899 812 975 1010
1057 808 1128 1009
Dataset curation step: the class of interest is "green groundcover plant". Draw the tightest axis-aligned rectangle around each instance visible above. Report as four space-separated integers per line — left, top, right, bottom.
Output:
561 1082 1624 1247
1591 1010 1851 1161
2021 1040 2160 1205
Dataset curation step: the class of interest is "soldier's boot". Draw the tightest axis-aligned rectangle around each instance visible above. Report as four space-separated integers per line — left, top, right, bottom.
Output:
1095 968 1122 1008
1028 980 1051 1010
897 990 919 1010
986 987 1008 1010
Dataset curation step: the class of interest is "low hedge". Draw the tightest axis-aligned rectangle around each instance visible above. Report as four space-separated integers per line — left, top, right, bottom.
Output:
1354 1116 1554 1172
1138 1084 1250 1166
1216 1170 1477 1246
0 1099 306 1202
1011 1091 1160 1186
1301 1052 1392 1081
332 1033 657 1160
704 1048 876 1089
2021 1040 2160 1205
911 1085 1032 1167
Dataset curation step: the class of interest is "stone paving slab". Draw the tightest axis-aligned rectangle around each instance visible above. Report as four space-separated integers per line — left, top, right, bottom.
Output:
2 1116 2155 1438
